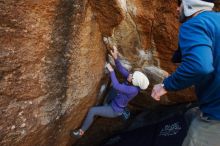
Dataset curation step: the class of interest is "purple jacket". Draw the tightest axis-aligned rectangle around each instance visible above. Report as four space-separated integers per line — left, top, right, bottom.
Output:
110 59 140 113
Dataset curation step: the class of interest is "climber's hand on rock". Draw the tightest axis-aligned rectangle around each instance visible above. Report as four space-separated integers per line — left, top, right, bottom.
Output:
106 63 114 72
110 46 118 60
151 84 167 101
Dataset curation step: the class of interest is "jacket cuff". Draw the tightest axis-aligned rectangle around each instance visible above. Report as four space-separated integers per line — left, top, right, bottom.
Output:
162 78 170 91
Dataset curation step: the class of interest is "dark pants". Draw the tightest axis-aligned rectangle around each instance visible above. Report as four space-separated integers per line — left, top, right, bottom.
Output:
81 105 122 132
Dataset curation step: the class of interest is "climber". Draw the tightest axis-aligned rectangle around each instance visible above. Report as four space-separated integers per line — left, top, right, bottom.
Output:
151 0 220 146
70 46 149 138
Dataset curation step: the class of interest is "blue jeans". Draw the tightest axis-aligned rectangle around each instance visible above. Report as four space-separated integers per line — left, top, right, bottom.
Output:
81 105 122 132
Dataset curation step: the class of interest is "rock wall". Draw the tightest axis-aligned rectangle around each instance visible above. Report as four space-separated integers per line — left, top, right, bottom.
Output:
0 0 106 145
0 0 219 146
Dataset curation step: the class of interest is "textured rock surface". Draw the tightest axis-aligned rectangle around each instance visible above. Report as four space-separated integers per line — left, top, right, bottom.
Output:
0 0 219 146
0 0 106 146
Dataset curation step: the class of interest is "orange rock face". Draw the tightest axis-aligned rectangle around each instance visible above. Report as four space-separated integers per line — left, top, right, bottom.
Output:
0 0 219 146
0 0 106 145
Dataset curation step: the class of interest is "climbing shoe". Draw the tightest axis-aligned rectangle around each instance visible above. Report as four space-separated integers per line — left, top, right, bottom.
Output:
70 129 84 138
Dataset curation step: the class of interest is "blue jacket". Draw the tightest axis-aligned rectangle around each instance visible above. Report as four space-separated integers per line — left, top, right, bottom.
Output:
110 59 140 113
163 11 220 120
